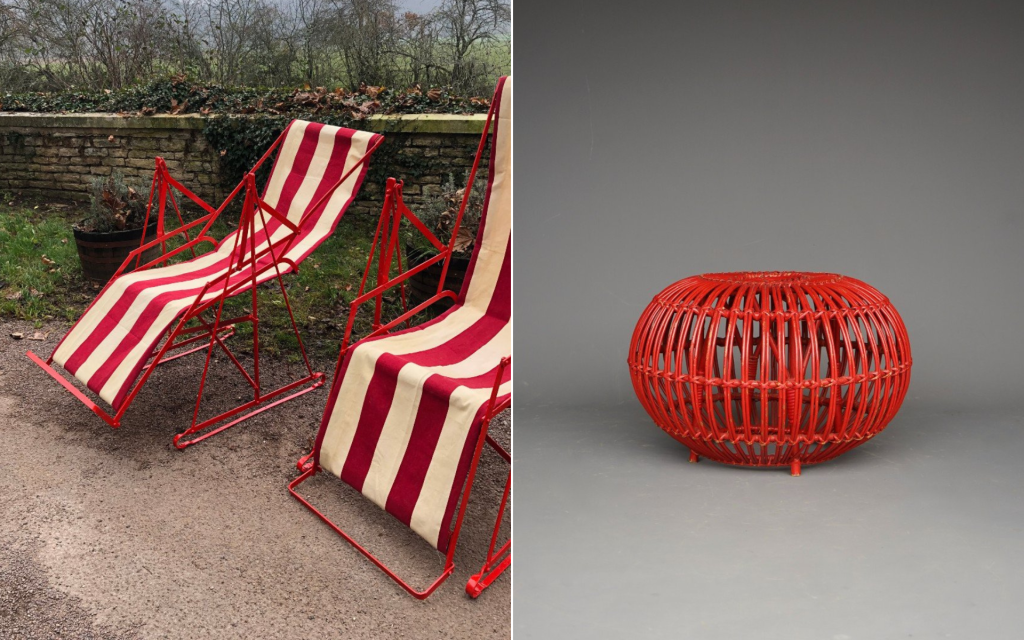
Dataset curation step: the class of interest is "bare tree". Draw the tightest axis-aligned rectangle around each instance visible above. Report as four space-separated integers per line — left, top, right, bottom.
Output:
167 0 214 80
395 10 443 89
11 0 172 90
328 0 400 89
290 0 334 85
0 0 27 87
434 0 510 93
82 0 170 89
0 0 510 93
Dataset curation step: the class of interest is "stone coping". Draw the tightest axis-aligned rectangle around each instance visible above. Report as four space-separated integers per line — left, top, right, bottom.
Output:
0 112 485 134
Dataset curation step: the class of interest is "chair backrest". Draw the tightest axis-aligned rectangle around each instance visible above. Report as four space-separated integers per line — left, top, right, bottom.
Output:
241 121 382 265
458 76 511 321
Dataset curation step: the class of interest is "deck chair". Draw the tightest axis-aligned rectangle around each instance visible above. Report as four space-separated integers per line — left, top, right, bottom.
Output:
289 76 511 599
28 121 384 448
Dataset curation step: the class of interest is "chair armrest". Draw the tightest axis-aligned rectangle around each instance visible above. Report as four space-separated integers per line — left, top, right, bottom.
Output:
340 270 459 355
112 158 256 278
125 215 221 271
341 177 457 354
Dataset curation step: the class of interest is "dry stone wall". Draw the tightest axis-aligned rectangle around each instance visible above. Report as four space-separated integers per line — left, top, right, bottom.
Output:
0 113 486 217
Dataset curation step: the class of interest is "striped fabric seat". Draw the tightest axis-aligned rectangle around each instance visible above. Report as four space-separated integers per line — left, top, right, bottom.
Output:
313 77 511 552
51 122 381 409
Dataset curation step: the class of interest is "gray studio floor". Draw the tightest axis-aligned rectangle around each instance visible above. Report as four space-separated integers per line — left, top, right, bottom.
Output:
515 403 1024 639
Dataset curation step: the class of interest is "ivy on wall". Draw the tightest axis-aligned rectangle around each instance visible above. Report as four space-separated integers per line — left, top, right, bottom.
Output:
202 115 289 186
0 76 488 118
2 76 486 193
202 114 452 188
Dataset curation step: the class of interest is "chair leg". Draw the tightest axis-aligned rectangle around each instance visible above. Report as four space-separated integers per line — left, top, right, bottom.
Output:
172 247 324 448
26 351 122 428
466 468 511 598
140 324 237 373
173 373 324 448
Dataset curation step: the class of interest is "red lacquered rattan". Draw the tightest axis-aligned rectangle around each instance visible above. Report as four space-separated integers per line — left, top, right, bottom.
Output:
628 272 912 475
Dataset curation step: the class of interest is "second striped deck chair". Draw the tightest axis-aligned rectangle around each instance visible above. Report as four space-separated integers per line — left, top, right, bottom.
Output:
289 76 511 599
28 122 383 448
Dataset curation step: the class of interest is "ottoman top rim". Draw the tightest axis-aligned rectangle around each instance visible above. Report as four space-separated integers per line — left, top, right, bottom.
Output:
649 271 896 312
700 271 844 286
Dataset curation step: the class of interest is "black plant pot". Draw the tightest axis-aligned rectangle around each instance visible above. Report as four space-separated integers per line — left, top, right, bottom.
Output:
73 221 160 283
404 241 471 311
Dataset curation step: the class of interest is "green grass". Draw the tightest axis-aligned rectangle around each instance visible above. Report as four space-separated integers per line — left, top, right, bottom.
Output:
0 195 406 359
0 200 90 322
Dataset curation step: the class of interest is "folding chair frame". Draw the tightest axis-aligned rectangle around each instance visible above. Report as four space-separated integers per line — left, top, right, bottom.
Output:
289 94 511 599
288 358 510 600
28 129 383 449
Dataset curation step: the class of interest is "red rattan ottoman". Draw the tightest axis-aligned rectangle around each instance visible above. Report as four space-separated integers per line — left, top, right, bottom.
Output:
628 272 912 475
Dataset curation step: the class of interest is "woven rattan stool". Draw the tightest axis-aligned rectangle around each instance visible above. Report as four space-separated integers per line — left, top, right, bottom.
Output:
628 272 912 475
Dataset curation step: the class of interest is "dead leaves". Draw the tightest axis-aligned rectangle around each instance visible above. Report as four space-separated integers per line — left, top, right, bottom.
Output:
110 79 488 119
425 185 483 256
101 188 129 230
9 331 48 341
6 288 44 300
359 83 383 99
288 85 382 119
91 175 143 231
453 226 475 253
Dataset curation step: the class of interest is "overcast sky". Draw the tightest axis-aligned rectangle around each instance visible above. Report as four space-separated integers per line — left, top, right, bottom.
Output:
400 0 442 12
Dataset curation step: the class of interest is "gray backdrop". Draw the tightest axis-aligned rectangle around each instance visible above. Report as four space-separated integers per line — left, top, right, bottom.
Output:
516 0 1024 412
514 2 1024 638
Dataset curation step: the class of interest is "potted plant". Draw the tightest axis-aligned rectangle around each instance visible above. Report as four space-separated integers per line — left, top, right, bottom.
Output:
73 171 159 283
404 172 486 309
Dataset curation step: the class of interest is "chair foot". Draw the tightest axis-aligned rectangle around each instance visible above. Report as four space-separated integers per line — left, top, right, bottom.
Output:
790 459 802 476
465 553 510 599
296 451 316 473
689 450 700 463
466 576 484 598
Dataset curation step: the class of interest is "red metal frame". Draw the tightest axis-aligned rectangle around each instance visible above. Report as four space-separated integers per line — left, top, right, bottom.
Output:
289 360 510 600
628 272 912 475
289 92 510 599
28 130 383 449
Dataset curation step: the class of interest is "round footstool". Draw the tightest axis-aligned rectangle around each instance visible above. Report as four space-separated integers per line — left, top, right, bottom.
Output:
628 272 912 475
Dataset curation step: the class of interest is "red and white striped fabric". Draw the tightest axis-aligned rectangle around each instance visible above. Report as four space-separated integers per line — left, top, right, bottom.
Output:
313 77 511 552
51 122 382 409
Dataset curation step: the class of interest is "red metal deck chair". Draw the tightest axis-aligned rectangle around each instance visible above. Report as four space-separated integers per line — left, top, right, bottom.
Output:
28 121 384 448
289 76 511 599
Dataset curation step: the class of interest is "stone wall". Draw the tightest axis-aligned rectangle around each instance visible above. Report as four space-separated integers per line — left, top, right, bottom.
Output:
0 112 486 218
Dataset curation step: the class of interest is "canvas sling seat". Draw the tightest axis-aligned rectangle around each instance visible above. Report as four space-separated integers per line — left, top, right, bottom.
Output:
289 76 512 599
29 121 383 447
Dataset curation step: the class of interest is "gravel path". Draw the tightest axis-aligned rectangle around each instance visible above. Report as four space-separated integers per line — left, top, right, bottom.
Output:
0 319 510 639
